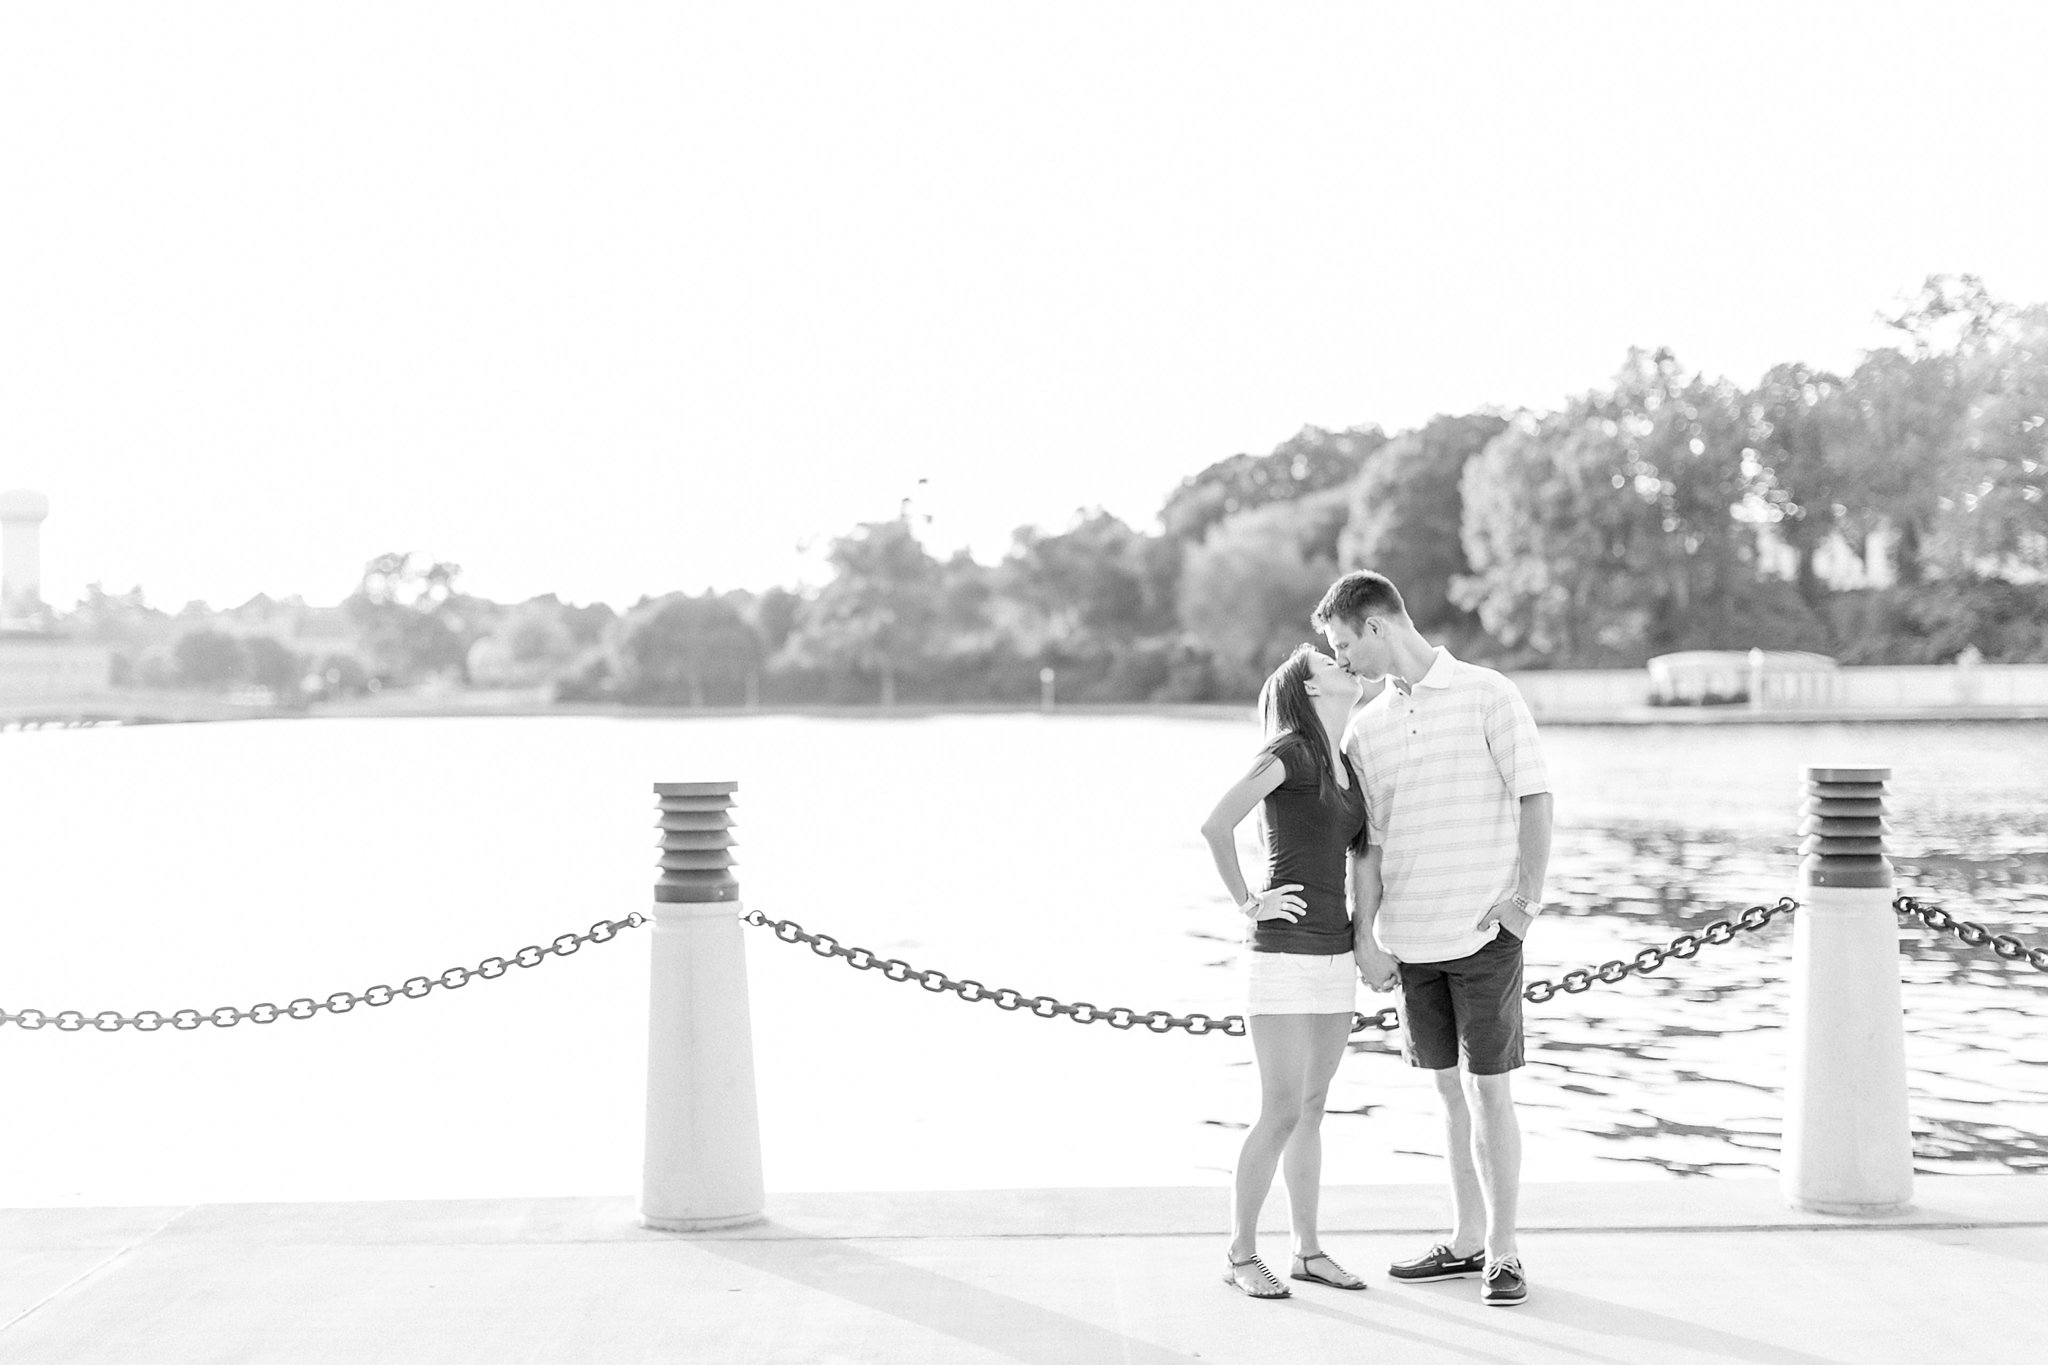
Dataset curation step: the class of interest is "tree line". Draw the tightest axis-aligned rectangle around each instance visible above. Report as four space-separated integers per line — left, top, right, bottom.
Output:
62 275 2048 705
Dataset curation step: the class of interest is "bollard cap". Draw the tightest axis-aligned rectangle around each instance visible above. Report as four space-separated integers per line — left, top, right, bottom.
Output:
1800 853 1894 888
1799 814 1893 837
1807 781 1888 799
1798 766 1891 889
1804 766 1889 784
1800 834 1886 856
656 781 739 900
1803 796 1885 818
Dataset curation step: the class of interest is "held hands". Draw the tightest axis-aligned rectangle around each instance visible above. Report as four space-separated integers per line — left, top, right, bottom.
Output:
1354 944 1399 993
1241 884 1305 924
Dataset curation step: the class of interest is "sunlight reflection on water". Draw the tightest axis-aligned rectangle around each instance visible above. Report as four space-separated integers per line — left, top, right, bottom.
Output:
0 714 2042 1203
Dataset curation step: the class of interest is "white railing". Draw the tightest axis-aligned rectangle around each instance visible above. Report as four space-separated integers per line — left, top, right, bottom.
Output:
1509 663 2048 718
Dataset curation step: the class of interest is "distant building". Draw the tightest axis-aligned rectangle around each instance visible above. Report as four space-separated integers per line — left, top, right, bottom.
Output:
0 490 113 702
214 593 356 653
1 488 50 622
0 633 112 701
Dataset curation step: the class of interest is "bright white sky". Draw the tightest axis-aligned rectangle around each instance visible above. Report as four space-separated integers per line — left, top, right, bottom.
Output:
3 2 2045 611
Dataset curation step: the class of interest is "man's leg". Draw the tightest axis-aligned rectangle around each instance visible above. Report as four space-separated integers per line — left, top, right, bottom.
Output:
1462 1069 1522 1261
1451 929 1526 1268
1431 1066 1486 1256
1396 958 1484 1262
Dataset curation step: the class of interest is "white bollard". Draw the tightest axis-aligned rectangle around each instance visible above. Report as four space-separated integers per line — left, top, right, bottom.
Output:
1780 765 1914 1215
641 781 765 1231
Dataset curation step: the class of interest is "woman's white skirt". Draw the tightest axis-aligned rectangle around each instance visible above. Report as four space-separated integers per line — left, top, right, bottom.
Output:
1245 950 1357 1015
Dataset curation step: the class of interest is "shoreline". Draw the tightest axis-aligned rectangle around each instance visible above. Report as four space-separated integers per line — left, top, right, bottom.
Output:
7 694 2048 729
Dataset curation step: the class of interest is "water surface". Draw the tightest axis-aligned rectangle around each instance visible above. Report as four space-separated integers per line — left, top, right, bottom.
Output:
1 714 2042 1204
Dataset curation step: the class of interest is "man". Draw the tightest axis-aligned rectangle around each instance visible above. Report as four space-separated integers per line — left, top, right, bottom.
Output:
1313 570 1552 1308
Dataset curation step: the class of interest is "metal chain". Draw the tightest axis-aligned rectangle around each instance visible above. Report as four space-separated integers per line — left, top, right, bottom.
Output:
741 896 1801 1037
741 907 1266 1036
1520 896 1797 1004
0 914 648 1033
1894 893 2048 972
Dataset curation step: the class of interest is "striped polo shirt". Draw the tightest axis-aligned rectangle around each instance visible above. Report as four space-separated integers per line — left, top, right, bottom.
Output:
1346 646 1549 964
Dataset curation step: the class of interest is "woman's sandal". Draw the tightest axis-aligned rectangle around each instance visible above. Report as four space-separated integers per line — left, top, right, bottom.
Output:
1291 1251 1367 1290
1222 1252 1291 1299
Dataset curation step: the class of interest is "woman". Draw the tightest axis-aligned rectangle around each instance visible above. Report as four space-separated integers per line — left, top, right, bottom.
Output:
1200 644 1372 1299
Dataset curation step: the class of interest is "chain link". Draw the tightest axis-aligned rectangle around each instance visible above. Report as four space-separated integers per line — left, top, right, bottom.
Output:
1895 894 2048 972
1519 896 1796 1004
0 914 647 1033
1 891 1826 1039
742 897 1800 1038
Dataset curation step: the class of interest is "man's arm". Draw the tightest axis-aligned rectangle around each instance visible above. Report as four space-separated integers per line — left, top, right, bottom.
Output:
1351 845 1398 990
1476 791 1553 938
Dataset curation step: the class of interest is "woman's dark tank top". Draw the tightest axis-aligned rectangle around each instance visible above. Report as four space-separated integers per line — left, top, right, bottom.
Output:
1252 737 1368 955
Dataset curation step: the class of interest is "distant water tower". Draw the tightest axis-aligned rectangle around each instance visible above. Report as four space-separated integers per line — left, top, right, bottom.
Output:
1 489 50 620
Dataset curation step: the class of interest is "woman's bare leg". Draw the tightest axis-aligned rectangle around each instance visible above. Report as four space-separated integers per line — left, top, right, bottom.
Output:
1229 1013 1313 1267
1279 1011 1354 1256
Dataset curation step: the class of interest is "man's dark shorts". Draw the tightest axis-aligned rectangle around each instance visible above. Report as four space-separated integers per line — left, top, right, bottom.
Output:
1397 927 1524 1075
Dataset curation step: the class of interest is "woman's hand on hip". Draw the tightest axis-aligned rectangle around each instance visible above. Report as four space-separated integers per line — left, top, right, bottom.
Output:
1241 884 1305 924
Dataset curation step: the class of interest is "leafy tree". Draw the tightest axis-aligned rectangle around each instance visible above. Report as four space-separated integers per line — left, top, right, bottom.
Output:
985 511 1189 702
1745 363 1856 604
1825 580 2048 664
64 583 176 683
1930 303 2048 579
1838 276 2017 584
506 594 616 651
1456 406 1652 661
468 598 581 688
612 592 763 705
783 517 941 705
748 586 803 658
344 551 472 685
1282 485 1355 565
242 635 306 698
1178 500 1338 693
932 549 1001 656
1341 412 1508 629
999 510 1163 656
914 550 1046 702
1840 351 1959 585
66 583 170 645
1457 352 1757 662
311 652 372 698
1160 424 1387 546
173 630 248 690
133 645 179 688
355 552 462 609
1606 351 1755 643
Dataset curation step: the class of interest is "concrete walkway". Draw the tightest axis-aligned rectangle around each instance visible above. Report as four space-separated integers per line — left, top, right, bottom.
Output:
3 1177 2042 1364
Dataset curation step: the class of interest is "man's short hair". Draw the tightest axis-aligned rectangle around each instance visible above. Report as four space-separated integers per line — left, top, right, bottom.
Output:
1312 570 1407 632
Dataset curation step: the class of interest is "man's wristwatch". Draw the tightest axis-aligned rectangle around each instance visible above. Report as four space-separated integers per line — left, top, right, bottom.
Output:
1241 890 1263 915
1509 892 1536 914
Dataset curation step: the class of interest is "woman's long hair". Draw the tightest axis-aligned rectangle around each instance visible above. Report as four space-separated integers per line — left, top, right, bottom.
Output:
1255 644 1367 852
